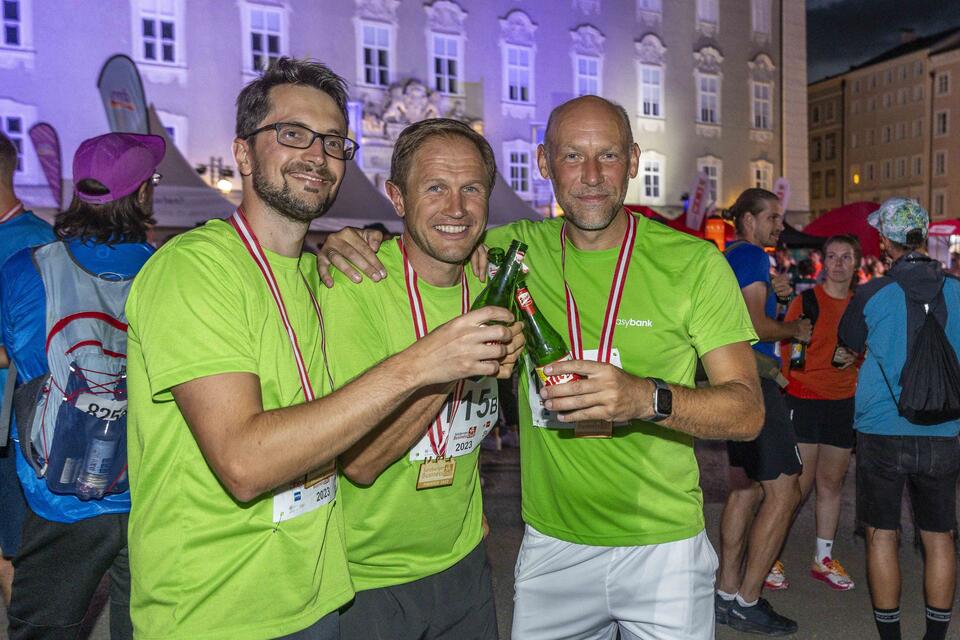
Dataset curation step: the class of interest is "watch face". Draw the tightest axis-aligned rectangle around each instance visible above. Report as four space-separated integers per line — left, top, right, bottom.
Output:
655 389 673 416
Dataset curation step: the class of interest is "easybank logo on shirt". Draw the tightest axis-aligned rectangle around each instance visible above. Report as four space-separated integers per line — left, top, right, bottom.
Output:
616 318 654 328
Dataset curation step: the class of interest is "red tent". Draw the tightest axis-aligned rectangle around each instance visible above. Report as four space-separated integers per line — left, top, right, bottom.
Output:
928 219 960 236
802 201 881 257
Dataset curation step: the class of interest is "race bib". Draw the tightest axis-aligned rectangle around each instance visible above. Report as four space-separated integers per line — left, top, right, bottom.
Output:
272 463 336 523
409 376 499 461
528 348 622 429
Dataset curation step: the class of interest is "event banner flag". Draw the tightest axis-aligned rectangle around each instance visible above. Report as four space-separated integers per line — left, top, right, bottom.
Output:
28 122 63 209
97 54 149 135
774 176 791 211
686 171 709 232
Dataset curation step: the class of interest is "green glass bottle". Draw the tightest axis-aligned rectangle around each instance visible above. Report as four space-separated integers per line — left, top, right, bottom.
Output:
515 279 581 386
471 240 527 317
486 247 505 280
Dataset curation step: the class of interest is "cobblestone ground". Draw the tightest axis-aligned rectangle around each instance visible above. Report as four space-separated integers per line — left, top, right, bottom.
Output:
2 438 957 639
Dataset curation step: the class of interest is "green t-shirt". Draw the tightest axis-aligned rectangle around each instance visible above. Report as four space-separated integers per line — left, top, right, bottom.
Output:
125 220 353 640
322 238 487 590
486 215 757 546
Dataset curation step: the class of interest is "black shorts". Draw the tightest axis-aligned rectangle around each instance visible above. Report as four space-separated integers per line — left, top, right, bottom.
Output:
856 432 960 532
339 541 496 640
785 395 855 449
728 378 803 482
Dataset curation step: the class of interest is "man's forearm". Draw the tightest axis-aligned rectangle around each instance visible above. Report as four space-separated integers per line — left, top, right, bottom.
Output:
0 347 8 370
754 315 799 342
662 379 764 441
340 382 453 485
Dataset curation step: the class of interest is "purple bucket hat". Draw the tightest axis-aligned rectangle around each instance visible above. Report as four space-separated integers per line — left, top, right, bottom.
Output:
73 132 166 204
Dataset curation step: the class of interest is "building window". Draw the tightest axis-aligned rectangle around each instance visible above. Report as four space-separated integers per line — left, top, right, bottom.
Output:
882 125 892 143
156 109 188 152
640 64 662 117
825 101 835 122
641 153 665 204
697 74 720 124
2 0 22 47
899 64 908 81
866 162 875 182
883 160 892 181
867 97 876 112
897 88 908 105
752 160 773 190
824 133 836 160
883 92 892 108
137 0 178 63
935 110 949 137
853 79 861 94
915 60 924 76
810 172 822 199
811 136 822 162
503 140 532 197
936 72 950 96
0 98 37 181
697 0 718 25
1 114 23 172
574 55 601 96
751 0 770 36
896 122 906 140
504 44 534 103
933 191 946 217
935 150 947 176
431 33 462 94
870 74 878 89
242 3 286 74
851 131 858 148
361 23 391 86
851 100 860 115
811 105 820 124
913 155 923 177
697 157 722 204
825 169 837 198
752 82 771 129
885 69 893 85
637 0 661 13
913 119 923 138
896 157 906 179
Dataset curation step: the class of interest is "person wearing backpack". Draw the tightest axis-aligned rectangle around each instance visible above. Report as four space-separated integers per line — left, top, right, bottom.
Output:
0 132 163 639
838 197 960 640
779 235 862 593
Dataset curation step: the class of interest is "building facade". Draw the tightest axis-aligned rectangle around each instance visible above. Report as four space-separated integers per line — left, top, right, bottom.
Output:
1 0 808 222
807 28 960 221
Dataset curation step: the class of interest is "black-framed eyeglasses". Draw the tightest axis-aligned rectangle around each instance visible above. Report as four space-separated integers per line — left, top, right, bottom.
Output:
244 122 358 160
150 173 162 186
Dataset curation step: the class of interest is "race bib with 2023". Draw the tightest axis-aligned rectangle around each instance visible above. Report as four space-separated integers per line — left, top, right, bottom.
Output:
409 376 499 461
272 464 336 523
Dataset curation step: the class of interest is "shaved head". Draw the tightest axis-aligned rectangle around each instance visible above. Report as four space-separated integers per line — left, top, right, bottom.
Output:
544 96 634 158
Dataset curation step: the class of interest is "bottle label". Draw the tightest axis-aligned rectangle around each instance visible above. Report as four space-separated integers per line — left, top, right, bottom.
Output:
514 249 526 264
516 287 535 314
83 438 118 476
536 354 581 386
487 263 499 280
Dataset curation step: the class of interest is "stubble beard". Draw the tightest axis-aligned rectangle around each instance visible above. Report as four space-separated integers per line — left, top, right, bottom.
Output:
251 160 339 224
405 222 476 267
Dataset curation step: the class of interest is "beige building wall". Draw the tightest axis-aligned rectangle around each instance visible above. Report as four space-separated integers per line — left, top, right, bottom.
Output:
930 46 960 220
808 76 843 217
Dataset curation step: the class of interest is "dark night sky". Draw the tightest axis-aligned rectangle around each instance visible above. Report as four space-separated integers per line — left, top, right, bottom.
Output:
807 0 960 82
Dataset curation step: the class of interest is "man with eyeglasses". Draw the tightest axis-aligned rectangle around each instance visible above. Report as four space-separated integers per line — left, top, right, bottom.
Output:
2 132 163 640
125 58 518 640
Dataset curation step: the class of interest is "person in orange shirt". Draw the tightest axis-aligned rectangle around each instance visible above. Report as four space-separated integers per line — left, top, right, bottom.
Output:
781 234 862 591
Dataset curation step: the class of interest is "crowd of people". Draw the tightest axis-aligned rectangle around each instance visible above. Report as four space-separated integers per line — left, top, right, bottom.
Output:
0 56 958 640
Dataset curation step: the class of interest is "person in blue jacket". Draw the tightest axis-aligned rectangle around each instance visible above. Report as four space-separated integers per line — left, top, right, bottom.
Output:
838 198 960 640
1 132 162 640
0 131 55 606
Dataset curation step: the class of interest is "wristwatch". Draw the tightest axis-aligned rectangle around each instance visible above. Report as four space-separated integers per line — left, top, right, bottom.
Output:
647 377 673 422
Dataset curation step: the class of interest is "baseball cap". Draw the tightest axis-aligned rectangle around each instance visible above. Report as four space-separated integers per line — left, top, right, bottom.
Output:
73 133 166 204
867 197 929 244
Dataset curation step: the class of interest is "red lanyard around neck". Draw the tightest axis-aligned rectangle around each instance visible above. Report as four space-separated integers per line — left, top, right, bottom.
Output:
559 211 637 362
0 201 24 224
228 208 333 399
398 236 470 458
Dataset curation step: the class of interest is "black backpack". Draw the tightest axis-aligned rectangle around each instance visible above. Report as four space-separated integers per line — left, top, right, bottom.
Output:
881 283 960 425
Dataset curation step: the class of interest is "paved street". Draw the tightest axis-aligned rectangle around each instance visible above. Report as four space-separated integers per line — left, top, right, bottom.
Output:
2 439 958 639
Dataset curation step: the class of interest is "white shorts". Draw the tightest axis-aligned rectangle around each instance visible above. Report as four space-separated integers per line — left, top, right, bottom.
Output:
512 526 718 640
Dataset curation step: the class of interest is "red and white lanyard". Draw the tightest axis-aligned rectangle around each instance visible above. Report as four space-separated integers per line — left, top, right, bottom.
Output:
560 211 637 362
228 208 333 399
398 236 470 458
0 201 24 224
